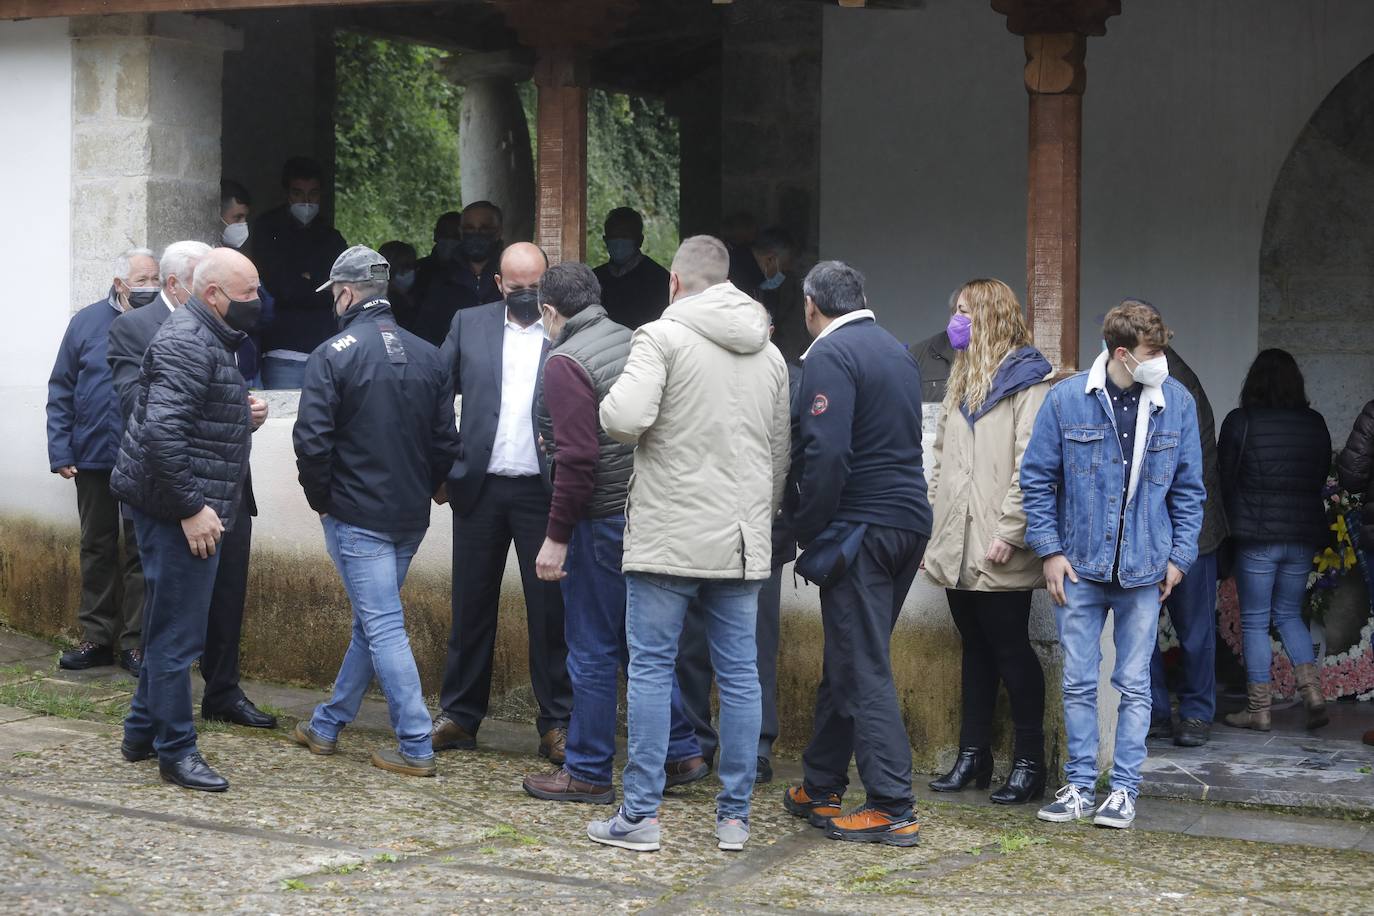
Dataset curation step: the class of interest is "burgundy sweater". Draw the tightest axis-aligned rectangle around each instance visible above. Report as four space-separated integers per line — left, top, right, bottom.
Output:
543 354 601 542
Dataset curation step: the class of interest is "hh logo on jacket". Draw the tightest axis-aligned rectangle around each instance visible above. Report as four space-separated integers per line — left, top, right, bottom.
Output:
331 334 358 352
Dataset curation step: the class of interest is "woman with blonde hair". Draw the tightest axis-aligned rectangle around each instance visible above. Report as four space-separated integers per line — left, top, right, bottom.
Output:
924 278 1053 804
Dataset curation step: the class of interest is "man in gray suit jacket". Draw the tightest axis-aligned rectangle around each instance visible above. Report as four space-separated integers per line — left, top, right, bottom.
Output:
432 242 573 762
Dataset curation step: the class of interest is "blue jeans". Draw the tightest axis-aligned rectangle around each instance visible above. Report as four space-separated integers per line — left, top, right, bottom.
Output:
1056 576 1159 797
309 517 433 760
1149 550 1218 722
623 573 763 821
1234 541 1316 683
260 355 307 390
562 518 700 785
124 509 221 763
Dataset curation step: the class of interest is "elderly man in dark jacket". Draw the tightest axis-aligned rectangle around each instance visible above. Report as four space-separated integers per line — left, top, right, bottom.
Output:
291 246 461 778
46 248 158 675
111 247 262 793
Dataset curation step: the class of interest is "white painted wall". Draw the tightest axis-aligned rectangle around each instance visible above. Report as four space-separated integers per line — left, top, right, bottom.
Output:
821 0 1374 423
0 18 75 522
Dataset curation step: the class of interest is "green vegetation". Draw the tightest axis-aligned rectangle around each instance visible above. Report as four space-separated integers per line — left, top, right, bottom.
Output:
373 852 399 863
280 878 310 892
0 674 126 725
335 33 679 264
997 831 1047 854
483 823 541 846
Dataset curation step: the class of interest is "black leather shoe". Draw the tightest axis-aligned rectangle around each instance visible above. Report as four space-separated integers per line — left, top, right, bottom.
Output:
120 738 154 762
159 751 228 792
1147 718 1174 741
119 648 142 678
989 757 1046 805
59 641 113 670
755 756 774 785
928 747 993 792
203 697 278 729
1175 717 1211 748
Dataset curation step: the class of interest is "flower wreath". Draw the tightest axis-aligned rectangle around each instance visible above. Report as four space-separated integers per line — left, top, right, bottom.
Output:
1161 469 1374 701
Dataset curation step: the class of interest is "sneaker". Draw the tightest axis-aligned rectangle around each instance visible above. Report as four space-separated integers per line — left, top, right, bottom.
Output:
716 816 749 851
783 785 842 828
370 747 436 777
291 721 337 756
587 808 660 852
825 807 921 847
1036 784 1097 823
1093 788 1136 829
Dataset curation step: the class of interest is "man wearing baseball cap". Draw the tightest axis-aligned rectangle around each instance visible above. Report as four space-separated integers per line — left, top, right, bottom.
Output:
290 245 461 777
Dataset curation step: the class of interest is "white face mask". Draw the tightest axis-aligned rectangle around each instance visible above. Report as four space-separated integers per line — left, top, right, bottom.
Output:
222 221 249 248
290 202 319 226
1126 352 1169 388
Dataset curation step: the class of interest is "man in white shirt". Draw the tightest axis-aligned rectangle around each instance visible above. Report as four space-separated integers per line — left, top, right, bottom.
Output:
432 242 574 763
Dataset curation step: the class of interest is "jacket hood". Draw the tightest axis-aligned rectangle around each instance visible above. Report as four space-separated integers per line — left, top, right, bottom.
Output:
661 282 769 355
961 346 1053 425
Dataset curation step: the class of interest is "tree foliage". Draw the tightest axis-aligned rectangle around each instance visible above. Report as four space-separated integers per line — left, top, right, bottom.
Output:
586 91 681 267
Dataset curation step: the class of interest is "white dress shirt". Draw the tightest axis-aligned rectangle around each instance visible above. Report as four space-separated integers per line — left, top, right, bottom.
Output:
487 315 545 477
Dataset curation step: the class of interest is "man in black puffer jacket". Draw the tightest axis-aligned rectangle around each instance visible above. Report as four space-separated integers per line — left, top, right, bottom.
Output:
1338 400 1374 551
111 248 261 793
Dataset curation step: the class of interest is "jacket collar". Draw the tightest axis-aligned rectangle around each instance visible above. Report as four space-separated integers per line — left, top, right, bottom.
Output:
337 296 393 330
186 297 247 348
801 308 875 361
553 304 607 347
1085 348 1167 411
1085 348 1166 505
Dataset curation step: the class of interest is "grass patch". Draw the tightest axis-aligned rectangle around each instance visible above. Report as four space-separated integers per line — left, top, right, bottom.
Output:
478 846 498 856
849 865 892 885
997 831 1047 855
483 823 541 846
325 862 364 875
0 675 127 725
280 879 310 892
373 852 399 863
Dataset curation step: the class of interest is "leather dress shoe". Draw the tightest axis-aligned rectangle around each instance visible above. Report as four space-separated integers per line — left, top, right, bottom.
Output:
522 766 614 804
664 755 709 788
118 648 142 678
755 756 774 785
203 697 277 729
120 738 155 762
160 751 228 792
538 727 567 765
59 641 113 670
431 715 477 751
928 747 993 792
989 757 1046 805
1147 718 1175 741
1175 717 1210 748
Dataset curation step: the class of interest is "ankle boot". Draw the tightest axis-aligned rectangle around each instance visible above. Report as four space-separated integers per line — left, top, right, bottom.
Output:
1294 662 1329 730
928 747 993 792
1223 682 1271 731
989 757 1046 805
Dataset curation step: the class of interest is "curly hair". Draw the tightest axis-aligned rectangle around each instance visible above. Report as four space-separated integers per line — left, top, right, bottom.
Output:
944 278 1033 416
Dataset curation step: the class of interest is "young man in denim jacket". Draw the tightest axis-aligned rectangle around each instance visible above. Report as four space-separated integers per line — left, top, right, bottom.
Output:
1020 303 1205 829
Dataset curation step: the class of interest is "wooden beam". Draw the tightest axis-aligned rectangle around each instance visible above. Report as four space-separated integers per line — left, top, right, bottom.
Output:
534 48 588 266
0 0 407 19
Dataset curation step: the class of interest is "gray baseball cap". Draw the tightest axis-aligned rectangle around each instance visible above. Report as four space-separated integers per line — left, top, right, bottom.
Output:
315 245 391 292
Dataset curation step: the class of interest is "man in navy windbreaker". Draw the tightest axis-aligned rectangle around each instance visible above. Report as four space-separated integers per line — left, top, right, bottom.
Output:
45 248 159 674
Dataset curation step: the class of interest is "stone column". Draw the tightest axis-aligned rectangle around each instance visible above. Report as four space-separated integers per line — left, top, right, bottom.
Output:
69 13 240 299
443 52 537 244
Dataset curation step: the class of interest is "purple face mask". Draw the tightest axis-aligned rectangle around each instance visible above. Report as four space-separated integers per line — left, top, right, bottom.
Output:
946 313 972 350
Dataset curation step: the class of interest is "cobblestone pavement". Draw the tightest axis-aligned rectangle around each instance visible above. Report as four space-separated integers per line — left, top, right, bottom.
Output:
2 630 1373 914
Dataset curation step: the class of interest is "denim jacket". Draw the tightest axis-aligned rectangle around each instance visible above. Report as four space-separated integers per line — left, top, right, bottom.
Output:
1020 351 1206 589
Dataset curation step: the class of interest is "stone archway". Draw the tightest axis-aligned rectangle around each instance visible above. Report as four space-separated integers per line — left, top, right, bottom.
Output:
1260 51 1374 444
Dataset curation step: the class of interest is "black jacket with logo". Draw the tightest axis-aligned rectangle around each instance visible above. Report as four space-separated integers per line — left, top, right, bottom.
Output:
293 299 461 534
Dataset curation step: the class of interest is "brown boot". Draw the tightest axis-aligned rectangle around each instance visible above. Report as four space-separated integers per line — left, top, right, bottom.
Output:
538 727 567 765
1294 662 1330 730
1223 682 1271 731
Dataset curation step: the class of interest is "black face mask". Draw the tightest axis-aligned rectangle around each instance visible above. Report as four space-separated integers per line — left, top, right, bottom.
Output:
127 288 161 308
223 295 262 333
460 234 497 263
505 287 541 325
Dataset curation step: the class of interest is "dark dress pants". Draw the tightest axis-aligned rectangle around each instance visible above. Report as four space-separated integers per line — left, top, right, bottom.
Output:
676 566 782 763
74 469 143 650
1149 550 1218 723
802 525 925 817
124 509 220 763
439 475 573 735
945 588 1045 761
200 497 252 715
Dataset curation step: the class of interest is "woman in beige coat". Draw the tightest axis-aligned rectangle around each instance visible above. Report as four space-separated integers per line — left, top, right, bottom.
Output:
924 279 1053 805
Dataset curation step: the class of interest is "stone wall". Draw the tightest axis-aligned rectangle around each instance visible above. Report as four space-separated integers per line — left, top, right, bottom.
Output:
69 14 240 302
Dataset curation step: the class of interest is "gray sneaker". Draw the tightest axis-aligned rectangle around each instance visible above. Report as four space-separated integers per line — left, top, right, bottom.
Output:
587 809 660 852
716 816 749 851
1036 784 1097 823
1093 788 1137 829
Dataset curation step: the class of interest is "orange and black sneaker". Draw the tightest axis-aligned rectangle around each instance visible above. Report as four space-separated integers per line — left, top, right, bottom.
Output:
783 785 843 828
825 807 921 847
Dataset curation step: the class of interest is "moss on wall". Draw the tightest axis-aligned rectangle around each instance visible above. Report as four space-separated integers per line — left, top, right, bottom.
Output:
1 514 1062 776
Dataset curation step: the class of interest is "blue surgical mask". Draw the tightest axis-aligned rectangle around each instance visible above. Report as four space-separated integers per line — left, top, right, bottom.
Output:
605 238 639 266
759 271 785 291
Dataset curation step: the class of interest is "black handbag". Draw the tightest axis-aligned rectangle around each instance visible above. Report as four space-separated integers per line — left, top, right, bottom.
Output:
795 521 869 588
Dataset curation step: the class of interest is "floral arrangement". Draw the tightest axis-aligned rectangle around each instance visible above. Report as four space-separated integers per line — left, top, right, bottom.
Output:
1305 472 1362 625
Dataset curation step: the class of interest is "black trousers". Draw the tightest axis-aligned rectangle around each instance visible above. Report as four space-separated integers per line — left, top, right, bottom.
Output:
440 475 572 735
945 588 1045 762
199 501 252 715
802 525 925 816
74 470 143 650
676 565 782 763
